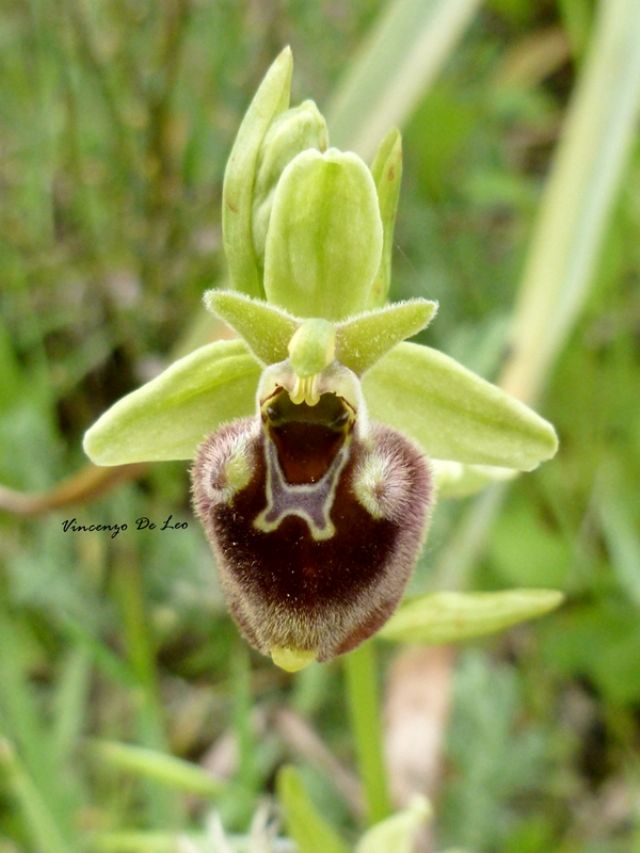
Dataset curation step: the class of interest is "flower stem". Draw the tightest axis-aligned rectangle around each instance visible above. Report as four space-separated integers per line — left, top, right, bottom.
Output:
343 642 391 825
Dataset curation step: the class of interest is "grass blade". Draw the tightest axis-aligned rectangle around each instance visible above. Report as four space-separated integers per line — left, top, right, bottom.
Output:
501 0 640 404
327 0 483 159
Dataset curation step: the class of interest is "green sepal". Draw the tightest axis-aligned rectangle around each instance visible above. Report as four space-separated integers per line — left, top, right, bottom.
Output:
368 128 403 307
336 298 437 375
264 148 383 320
363 342 559 470
379 589 564 645
204 289 297 365
222 47 292 298
83 340 260 465
432 460 517 499
277 766 350 853
356 796 431 853
252 99 329 269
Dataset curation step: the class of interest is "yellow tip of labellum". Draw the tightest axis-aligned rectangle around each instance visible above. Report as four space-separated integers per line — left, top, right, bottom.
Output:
271 646 316 672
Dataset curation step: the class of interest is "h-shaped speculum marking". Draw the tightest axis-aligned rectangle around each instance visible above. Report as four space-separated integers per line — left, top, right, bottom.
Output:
253 432 351 541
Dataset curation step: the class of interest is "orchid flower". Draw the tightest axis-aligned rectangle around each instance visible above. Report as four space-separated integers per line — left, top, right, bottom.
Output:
83 48 559 671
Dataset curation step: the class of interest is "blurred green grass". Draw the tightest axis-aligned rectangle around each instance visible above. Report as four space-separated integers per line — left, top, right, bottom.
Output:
1 1 640 850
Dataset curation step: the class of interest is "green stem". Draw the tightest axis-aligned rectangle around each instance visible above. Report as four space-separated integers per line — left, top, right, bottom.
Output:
343 642 391 825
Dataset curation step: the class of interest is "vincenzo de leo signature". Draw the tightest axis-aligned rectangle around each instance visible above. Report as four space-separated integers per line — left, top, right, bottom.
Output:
61 514 189 539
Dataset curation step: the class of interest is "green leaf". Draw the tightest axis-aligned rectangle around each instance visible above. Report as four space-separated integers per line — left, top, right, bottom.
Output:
277 765 351 853
264 148 383 320
83 340 259 465
336 299 437 375
222 46 292 298
363 342 558 470
369 128 403 307
91 740 224 799
356 796 431 853
205 289 298 365
379 589 564 645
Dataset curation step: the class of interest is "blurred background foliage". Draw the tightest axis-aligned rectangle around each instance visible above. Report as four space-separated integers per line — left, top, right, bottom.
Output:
1 0 639 850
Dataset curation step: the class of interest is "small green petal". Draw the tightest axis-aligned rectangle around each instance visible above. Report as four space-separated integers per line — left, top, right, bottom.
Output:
336 298 437 375
204 289 297 364
222 46 293 298
379 589 565 645
288 318 336 378
83 340 260 465
264 148 383 320
368 127 403 308
364 342 559 470
252 100 329 269
356 796 431 853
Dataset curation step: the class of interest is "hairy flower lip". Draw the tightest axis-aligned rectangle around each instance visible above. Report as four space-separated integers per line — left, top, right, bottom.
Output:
191 415 433 664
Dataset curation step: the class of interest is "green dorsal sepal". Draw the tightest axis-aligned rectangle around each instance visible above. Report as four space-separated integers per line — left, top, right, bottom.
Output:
336 298 437 375
204 289 297 365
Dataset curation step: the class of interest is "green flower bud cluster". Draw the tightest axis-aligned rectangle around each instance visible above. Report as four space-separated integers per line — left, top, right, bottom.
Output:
222 46 401 319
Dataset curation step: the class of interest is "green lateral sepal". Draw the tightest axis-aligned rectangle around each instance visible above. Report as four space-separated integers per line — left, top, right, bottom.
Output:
83 340 260 465
363 342 559 470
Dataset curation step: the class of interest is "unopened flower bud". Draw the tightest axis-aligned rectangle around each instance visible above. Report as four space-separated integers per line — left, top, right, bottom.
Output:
264 149 384 320
252 101 328 268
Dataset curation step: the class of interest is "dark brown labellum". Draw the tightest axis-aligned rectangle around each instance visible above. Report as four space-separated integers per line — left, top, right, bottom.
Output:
191 387 432 667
